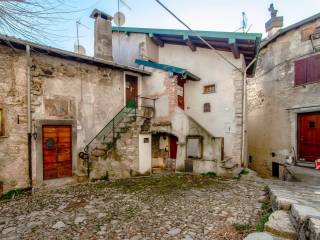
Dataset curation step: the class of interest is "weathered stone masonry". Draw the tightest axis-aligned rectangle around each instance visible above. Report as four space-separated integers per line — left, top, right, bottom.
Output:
247 19 320 177
0 43 142 192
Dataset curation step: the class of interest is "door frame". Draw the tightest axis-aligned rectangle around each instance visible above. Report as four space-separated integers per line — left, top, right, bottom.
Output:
123 72 142 108
288 106 320 163
35 119 77 184
297 111 320 161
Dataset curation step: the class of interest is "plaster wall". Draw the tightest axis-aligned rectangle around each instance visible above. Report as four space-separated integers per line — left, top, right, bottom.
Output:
247 19 320 176
159 44 244 162
112 32 159 66
139 134 152 173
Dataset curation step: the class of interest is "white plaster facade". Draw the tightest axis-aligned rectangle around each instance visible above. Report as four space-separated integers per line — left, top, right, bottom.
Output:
113 31 247 174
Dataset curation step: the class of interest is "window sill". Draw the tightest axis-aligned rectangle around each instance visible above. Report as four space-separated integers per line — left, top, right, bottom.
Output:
0 135 9 138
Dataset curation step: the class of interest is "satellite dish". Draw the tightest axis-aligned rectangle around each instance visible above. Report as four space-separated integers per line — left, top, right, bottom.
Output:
114 11 125 26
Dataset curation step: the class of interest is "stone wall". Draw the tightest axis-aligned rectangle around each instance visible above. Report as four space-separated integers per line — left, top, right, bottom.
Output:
0 45 29 191
0 44 130 191
247 19 320 176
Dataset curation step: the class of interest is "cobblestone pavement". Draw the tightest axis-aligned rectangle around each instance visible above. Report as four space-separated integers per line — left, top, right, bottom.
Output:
0 174 266 240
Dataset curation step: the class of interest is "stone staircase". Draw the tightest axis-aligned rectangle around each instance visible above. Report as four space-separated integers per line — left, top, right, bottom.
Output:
245 180 320 240
79 104 154 179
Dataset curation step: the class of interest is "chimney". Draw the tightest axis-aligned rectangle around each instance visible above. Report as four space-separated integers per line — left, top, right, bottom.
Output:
90 9 113 61
265 4 283 37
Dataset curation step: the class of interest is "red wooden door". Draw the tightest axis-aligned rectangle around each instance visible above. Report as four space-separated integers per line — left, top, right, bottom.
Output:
177 78 185 110
43 125 72 180
126 75 138 106
169 135 178 159
298 112 320 162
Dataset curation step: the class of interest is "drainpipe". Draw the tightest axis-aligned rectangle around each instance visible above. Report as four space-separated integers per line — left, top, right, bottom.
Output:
26 44 32 188
241 57 257 168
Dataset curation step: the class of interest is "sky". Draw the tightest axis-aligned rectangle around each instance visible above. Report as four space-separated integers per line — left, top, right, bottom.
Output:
29 0 320 56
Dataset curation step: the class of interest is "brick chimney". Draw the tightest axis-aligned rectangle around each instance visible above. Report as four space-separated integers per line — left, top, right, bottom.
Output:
265 4 283 37
90 9 113 61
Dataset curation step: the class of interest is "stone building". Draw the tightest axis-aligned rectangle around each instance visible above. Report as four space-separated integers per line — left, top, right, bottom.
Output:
0 8 262 193
247 7 320 177
112 27 261 175
0 10 149 192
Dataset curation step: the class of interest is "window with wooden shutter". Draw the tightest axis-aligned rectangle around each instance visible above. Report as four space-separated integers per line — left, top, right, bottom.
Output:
203 103 211 113
307 54 320 84
295 58 307 85
295 54 320 86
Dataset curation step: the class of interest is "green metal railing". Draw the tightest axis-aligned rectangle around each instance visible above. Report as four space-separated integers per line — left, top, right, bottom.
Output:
78 96 156 178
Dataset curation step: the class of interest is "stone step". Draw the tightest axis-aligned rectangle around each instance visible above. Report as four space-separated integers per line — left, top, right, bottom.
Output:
264 210 298 240
244 232 284 240
307 218 320 240
152 167 164 174
290 204 320 240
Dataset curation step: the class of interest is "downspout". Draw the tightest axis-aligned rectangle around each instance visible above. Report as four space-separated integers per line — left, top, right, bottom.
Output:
26 44 32 189
241 57 257 168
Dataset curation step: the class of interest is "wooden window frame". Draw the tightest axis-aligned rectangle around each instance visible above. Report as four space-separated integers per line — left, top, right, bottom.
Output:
203 84 216 94
203 103 211 113
0 108 5 136
295 54 320 86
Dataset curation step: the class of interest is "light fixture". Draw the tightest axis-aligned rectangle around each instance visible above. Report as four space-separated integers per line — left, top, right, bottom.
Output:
311 27 320 52
32 124 37 140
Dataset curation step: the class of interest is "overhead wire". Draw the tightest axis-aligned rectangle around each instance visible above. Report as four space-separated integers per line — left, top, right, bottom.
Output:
154 0 243 73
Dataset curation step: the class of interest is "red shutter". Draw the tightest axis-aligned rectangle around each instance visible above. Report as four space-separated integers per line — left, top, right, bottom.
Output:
307 54 320 84
295 58 307 85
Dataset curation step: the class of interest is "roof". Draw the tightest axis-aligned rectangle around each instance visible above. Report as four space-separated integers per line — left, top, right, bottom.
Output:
135 59 201 81
0 34 150 76
113 26 262 75
261 12 320 49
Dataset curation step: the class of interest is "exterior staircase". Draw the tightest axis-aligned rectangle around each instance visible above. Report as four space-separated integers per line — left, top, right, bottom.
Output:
79 99 154 179
245 179 320 240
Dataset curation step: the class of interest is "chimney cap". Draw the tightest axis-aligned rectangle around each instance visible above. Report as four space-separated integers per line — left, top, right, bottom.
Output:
90 9 113 20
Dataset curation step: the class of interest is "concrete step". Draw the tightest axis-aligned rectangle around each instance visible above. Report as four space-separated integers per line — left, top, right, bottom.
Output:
264 210 298 240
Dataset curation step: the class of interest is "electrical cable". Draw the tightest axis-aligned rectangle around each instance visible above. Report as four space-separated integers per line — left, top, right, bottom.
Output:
154 0 242 73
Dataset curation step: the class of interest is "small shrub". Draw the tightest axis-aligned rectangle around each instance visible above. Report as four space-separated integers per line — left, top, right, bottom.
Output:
0 188 31 201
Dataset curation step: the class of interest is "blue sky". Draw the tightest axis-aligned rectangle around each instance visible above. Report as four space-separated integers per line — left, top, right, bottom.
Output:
42 0 320 56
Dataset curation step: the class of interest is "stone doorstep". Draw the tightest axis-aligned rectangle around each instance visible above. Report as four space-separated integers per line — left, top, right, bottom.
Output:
290 204 320 239
244 232 284 240
308 218 320 240
264 210 298 240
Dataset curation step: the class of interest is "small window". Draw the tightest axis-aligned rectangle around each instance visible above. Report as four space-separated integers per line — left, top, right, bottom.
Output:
203 84 216 94
0 109 4 136
203 103 211 113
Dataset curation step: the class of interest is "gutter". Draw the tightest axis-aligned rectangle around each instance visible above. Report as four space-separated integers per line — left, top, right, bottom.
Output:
26 45 32 189
241 57 257 168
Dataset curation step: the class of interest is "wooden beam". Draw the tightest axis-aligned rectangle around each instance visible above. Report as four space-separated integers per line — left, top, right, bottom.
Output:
183 35 196 51
149 33 164 47
228 38 240 59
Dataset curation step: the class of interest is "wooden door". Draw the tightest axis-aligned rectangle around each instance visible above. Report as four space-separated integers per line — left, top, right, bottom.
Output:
298 112 320 162
43 125 72 180
177 78 185 110
169 135 178 159
125 75 138 107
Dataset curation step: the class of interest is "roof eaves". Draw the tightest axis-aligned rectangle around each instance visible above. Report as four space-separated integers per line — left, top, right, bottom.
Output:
112 26 262 41
0 34 150 76
135 59 200 81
